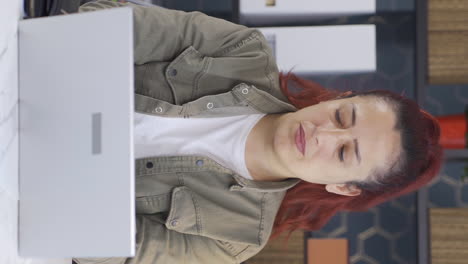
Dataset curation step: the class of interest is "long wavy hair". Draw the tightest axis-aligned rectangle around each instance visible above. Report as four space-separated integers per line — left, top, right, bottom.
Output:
271 72 443 241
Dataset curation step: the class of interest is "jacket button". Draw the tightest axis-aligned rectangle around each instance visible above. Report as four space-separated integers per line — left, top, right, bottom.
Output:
242 88 249 94
196 160 204 166
206 102 214 109
169 69 177 76
146 162 153 169
170 219 179 227
154 107 163 113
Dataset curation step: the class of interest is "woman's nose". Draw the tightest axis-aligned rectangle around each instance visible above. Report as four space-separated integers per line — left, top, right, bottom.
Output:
315 127 352 147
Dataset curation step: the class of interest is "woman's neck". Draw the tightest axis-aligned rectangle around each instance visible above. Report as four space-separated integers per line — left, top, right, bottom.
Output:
245 113 291 182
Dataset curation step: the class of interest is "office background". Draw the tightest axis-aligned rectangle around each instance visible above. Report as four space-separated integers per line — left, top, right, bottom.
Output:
2 0 466 263
154 0 468 263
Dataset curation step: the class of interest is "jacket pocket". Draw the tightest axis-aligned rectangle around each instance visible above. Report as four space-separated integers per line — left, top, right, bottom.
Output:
136 61 176 104
135 193 171 214
165 46 211 105
164 186 202 235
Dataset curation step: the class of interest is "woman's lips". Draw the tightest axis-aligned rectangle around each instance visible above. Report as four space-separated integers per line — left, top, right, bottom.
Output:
295 123 306 156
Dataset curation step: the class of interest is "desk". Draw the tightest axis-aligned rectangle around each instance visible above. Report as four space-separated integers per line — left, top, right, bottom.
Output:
0 0 70 263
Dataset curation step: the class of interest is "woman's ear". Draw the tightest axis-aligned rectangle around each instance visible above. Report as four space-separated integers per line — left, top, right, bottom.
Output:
325 183 361 196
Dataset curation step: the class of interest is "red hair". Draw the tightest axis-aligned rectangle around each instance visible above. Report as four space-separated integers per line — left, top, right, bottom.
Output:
271 72 443 241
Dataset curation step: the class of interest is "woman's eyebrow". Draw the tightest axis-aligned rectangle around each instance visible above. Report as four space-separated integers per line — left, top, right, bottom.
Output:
352 104 360 164
354 139 361 164
351 104 356 126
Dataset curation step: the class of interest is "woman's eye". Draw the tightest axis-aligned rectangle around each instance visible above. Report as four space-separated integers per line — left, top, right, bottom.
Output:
339 145 345 162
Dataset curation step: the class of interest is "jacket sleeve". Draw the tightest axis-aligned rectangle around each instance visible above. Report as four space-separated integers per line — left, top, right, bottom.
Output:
78 0 258 65
73 214 239 264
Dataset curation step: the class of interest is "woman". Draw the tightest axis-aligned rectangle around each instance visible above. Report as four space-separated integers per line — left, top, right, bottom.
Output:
74 1 442 264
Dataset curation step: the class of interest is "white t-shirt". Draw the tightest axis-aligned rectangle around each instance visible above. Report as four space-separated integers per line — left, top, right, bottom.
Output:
134 112 266 180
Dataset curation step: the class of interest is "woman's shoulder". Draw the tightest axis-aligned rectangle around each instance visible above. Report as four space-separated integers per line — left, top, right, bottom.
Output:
194 28 284 101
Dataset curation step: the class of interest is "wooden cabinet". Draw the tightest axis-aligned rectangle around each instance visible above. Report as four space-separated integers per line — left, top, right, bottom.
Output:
428 0 468 84
246 231 305 264
430 208 468 263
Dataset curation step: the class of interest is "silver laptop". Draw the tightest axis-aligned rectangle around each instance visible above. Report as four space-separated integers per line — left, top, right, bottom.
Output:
18 8 135 258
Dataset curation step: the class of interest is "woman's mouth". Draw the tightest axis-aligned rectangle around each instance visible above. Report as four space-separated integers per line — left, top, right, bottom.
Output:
295 123 306 156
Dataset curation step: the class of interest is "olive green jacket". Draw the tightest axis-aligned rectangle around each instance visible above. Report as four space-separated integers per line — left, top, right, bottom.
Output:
75 1 301 264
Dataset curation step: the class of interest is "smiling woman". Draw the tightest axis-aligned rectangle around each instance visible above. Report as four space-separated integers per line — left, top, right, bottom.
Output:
246 93 402 189
270 73 443 239
73 1 443 264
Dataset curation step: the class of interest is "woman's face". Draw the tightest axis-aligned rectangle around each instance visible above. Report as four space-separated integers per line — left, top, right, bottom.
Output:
272 95 402 187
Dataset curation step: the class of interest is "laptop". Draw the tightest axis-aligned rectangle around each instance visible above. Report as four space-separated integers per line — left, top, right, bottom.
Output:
18 8 135 258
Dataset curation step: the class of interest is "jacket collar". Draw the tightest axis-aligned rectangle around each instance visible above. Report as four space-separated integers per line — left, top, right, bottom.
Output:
134 83 297 118
136 156 301 193
230 174 301 192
